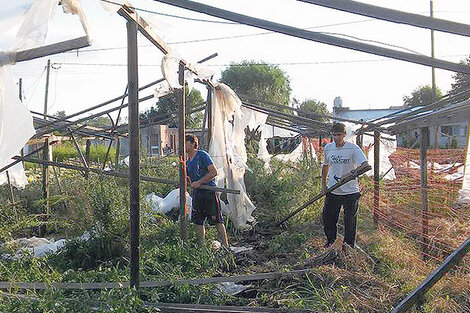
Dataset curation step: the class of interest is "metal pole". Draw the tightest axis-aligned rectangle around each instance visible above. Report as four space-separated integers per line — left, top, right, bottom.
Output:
178 62 188 240
373 131 380 227
420 127 429 259
114 138 120 168
430 1 438 149
19 78 24 162
127 20 140 289
42 59 51 236
206 86 213 150
41 138 50 236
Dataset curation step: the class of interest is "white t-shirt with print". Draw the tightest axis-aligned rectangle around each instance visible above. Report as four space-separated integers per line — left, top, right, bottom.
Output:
323 141 367 195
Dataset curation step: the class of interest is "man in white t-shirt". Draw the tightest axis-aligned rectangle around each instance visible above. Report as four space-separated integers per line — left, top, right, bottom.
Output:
321 123 370 249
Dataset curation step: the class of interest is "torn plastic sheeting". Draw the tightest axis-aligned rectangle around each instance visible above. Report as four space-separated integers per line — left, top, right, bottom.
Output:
11 0 60 52
209 83 255 230
145 189 192 217
161 53 181 89
61 0 91 39
0 160 29 189
213 282 252 296
0 67 35 173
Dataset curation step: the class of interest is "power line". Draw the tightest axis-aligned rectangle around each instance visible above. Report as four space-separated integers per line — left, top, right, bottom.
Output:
51 54 468 68
100 0 237 24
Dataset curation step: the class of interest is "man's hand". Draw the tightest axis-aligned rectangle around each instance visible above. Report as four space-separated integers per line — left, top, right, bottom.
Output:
190 180 202 189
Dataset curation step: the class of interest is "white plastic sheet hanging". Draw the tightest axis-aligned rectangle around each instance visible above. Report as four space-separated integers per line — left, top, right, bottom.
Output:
11 0 60 52
0 161 29 189
209 84 255 230
61 0 91 38
161 53 182 89
0 67 35 188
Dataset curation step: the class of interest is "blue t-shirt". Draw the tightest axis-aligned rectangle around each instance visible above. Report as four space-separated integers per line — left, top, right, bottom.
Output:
187 150 216 196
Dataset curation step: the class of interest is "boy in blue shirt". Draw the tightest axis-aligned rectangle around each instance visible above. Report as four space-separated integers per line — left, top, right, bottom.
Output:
185 134 229 247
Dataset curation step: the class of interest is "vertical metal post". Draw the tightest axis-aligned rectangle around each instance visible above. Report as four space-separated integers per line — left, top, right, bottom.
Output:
127 20 140 289
44 60 51 119
114 138 120 168
19 78 24 162
178 62 188 240
356 134 363 148
206 86 213 150
85 139 91 165
430 1 438 149
420 127 429 259
41 138 50 235
42 60 51 236
373 131 380 227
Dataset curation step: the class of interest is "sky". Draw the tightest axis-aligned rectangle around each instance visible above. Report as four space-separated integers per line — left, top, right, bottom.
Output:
1 0 470 120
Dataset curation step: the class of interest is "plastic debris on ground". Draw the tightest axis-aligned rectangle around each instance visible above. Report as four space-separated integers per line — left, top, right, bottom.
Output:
213 282 252 296
230 246 253 254
145 188 192 217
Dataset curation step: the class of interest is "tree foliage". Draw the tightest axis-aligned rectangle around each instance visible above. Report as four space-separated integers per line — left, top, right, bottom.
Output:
449 55 470 102
220 61 291 106
402 84 442 106
297 98 329 122
141 87 204 129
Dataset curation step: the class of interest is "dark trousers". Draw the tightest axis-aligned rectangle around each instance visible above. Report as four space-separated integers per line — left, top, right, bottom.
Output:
322 192 361 247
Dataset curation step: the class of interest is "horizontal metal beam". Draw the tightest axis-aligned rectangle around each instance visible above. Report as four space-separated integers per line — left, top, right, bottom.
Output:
153 0 470 74
388 100 470 133
299 0 470 37
391 236 470 313
15 36 90 63
15 157 240 194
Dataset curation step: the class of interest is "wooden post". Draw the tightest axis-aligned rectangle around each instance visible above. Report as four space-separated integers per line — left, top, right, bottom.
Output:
178 62 188 240
114 138 120 167
373 131 380 227
41 138 50 236
41 60 51 236
127 20 140 289
420 127 429 259
85 139 91 165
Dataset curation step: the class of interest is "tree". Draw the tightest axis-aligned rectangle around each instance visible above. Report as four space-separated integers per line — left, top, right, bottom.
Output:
220 61 291 106
141 87 204 129
53 110 67 119
297 98 329 122
402 84 442 106
449 55 470 102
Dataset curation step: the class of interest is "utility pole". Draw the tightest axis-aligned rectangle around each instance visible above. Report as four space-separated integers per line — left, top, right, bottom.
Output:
41 60 51 236
430 1 439 148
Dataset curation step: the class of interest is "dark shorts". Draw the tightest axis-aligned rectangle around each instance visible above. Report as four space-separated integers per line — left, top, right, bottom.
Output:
192 190 224 226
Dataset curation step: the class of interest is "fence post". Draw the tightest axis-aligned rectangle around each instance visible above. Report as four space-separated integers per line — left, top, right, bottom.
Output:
178 62 188 240
420 127 429 259
127 19 140 289
373 131 380 227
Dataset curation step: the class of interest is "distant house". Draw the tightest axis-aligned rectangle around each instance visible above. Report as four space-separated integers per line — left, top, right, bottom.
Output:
332 97 468 148
119 125 202 157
